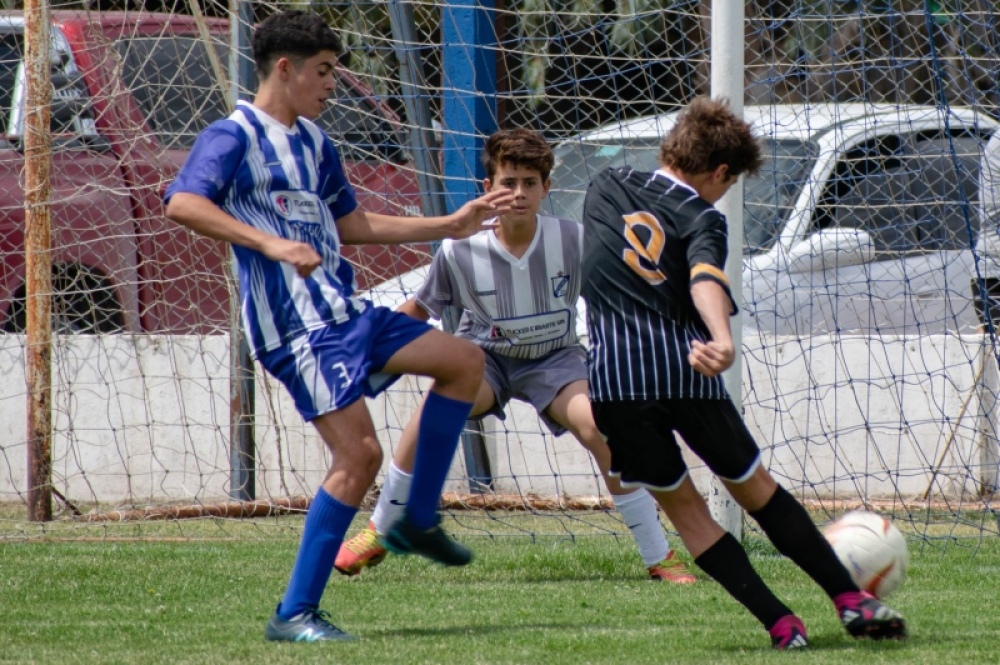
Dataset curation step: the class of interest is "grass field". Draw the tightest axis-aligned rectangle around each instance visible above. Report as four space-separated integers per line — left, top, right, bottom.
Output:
1 512 998 664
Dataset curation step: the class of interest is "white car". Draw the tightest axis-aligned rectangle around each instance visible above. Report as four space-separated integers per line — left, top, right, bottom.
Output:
546 104 998 335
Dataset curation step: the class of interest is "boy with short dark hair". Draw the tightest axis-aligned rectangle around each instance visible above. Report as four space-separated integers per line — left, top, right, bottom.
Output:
164 10 513 642
336 128 695 584
581 96 907 649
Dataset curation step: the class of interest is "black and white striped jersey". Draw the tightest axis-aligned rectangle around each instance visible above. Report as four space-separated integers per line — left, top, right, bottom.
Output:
581 167 736 401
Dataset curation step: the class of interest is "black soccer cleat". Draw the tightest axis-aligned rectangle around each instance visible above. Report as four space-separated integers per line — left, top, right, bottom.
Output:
381 512 473 567
835 591 907 640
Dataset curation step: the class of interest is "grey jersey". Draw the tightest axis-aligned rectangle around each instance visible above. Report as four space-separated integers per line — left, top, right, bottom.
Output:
415 215 582 360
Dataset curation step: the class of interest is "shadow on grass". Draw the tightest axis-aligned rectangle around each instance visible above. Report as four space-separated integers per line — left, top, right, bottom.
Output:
366 620 595 639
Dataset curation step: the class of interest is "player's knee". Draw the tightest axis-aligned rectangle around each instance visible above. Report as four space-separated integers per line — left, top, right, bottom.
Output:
354 435 384 480
465 341 486 374
427 339 484 402
450 340 485 390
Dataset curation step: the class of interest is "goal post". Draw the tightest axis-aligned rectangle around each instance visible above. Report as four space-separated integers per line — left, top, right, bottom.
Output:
710 0 746 538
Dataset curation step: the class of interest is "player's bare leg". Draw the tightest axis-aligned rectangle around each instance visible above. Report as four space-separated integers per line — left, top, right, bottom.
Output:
546 381 695 583
390 378 497 472
312 401 385 505
380 328 484 402
335 378 495 575
360 330 484 566
648 476 726 558
266 399 383 642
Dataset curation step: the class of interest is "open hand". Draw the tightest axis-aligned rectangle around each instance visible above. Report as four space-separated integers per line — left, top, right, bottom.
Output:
447 189 516 238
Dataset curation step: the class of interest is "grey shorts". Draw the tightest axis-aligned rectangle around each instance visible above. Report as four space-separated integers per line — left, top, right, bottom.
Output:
474 345 588 436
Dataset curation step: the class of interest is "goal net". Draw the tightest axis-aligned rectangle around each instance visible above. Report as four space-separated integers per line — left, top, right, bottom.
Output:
2 0 999 544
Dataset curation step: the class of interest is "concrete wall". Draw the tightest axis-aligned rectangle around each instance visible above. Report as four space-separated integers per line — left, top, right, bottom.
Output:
1 333 997 507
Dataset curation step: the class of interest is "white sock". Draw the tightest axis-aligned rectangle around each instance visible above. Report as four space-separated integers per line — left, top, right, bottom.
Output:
613 489 670 567
371 461 413 535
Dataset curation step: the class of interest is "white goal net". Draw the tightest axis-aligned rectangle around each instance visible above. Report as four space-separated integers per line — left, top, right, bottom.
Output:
2 0 998 543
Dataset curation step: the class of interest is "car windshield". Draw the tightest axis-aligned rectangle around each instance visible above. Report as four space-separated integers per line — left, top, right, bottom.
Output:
546 137 815 255
114 36 409 162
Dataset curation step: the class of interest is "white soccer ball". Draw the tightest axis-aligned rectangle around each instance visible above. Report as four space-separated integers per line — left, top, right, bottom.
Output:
823 510 909 599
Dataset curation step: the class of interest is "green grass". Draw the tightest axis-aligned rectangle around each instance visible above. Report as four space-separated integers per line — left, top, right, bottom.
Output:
1 514 998 664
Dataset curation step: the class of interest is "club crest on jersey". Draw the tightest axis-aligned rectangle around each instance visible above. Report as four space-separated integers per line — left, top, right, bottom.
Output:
551 272 570 298
274 194 290 216
490 324 510 340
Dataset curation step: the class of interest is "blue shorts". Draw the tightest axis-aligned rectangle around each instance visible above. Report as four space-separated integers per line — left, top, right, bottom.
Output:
257 305 432 421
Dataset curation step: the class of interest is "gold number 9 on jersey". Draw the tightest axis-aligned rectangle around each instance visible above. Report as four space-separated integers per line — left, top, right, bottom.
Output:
622 212 668 285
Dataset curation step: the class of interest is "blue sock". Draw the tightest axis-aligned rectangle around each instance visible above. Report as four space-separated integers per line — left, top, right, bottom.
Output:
405 391 473 529
277 487 357 620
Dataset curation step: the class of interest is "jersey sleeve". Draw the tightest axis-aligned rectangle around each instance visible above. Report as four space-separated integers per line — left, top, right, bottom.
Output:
319 138 358 220
413 246 460 319
165 121 246 204
681 209 738 315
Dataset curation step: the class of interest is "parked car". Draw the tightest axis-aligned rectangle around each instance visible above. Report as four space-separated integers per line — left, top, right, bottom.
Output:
546 104 998 335
0 11 427 334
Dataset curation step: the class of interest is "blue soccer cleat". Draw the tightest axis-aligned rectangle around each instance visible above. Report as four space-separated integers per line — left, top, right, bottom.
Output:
264 608 356 642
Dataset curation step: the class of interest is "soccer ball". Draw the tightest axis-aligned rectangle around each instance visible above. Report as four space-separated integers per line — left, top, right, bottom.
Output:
822 510 909 599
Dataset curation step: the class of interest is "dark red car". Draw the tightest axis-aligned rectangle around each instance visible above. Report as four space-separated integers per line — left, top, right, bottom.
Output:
0 11 427 334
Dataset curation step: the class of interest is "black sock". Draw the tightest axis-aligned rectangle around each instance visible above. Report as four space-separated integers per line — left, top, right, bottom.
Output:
694 532 791 630
748 485 857 598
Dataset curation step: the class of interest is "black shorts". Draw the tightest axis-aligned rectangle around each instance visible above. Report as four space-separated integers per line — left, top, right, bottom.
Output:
591 397 761 491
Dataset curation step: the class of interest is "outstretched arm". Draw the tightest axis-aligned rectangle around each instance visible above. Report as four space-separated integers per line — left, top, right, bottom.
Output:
166 192 321 278
336 189 515 245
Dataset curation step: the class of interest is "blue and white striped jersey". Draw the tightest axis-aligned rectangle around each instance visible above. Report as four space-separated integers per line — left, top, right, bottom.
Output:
166 101 366 356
